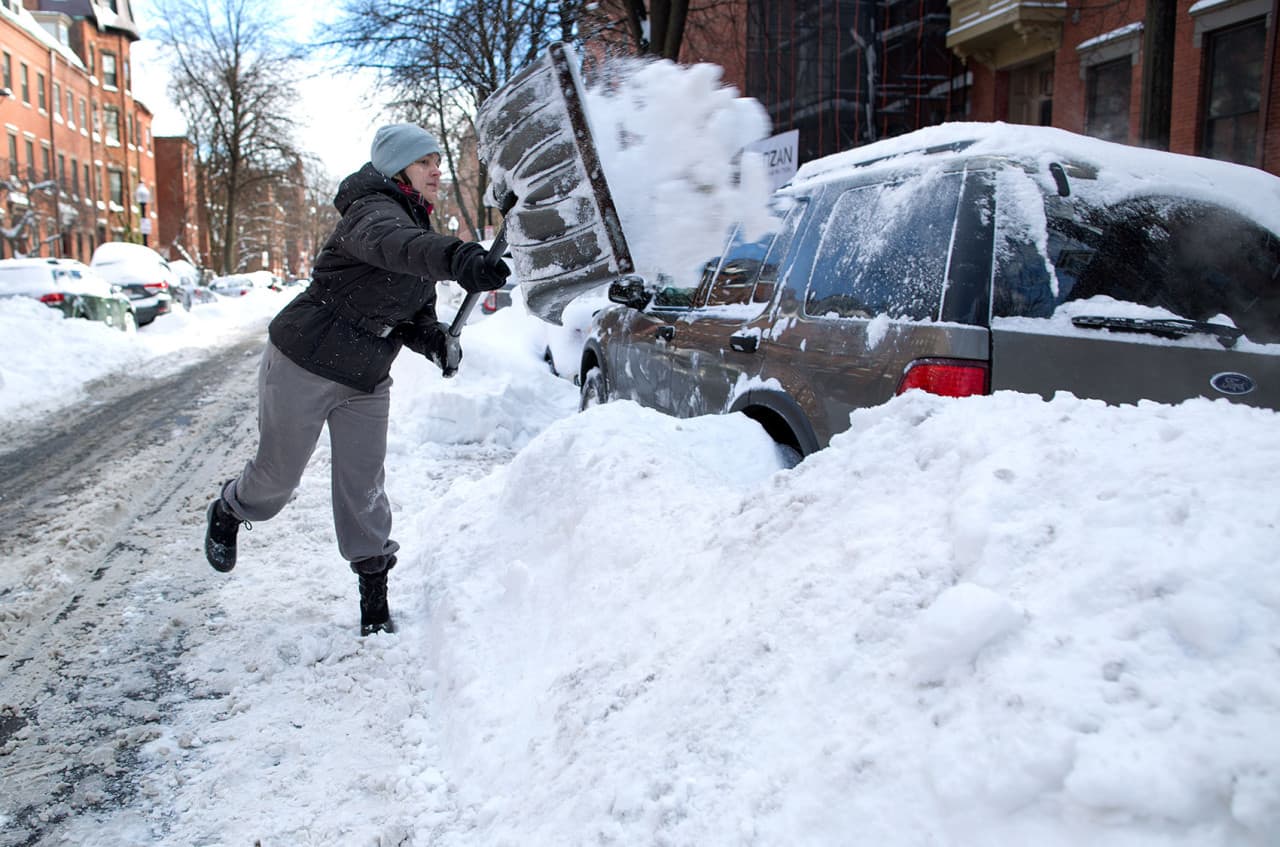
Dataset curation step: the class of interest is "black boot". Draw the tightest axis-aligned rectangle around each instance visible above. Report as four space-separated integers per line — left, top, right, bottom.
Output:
355 555 397 636
204 495 248 573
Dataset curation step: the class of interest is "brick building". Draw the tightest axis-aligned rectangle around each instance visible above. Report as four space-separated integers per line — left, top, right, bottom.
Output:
0 0 165 260
587 0 1277 176
154 134 209 266
583 1 968 164
948 0 1280 175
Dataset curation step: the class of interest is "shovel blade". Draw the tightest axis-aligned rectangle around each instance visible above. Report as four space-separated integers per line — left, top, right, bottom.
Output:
476 42 633 325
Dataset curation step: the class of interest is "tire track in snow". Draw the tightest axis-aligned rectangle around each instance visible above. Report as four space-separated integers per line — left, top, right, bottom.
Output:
0 331 267 847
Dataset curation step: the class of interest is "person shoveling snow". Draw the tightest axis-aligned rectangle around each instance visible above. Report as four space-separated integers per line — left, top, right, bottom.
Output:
204 123 511 636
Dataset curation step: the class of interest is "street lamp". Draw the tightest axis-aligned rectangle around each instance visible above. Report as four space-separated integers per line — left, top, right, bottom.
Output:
135 182 152 246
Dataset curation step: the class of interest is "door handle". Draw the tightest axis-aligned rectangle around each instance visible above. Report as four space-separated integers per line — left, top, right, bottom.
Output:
656 325 675 341
729 331 758 354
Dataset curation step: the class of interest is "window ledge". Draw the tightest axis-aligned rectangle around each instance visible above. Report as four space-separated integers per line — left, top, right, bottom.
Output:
1190 0 1270 44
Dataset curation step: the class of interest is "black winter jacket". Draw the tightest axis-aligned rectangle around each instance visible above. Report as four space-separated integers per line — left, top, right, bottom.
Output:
268 163 460 392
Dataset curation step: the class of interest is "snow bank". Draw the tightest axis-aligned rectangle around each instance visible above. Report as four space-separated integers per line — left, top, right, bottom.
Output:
0 289 295 425
384 389 1280 846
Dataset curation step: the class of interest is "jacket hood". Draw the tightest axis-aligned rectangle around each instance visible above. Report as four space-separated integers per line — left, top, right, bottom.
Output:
334 162 405 215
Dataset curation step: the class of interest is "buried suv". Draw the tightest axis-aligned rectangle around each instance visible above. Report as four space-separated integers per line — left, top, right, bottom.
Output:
578 123 1280 458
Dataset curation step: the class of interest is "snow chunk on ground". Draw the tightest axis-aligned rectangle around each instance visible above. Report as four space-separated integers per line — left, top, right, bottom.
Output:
906 582 1024 683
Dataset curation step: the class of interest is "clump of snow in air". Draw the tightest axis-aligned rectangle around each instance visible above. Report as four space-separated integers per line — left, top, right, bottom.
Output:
585 56 778 284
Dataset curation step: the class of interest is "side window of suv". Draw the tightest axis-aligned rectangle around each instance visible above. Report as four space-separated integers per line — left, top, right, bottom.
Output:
804 171 963 320
702 197 806 311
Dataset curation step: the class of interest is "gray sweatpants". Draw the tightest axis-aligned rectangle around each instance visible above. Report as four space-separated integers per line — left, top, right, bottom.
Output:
222 342 399 564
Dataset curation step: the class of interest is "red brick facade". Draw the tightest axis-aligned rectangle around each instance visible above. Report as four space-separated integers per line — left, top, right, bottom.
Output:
1 1 159 261
154 135 209 266
958 0 1280 175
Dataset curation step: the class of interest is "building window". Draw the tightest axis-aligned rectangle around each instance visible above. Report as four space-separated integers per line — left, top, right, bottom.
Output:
124 60 130 90
102 53 118 89
66 90 75 126
41 146 50 181
72 158 80 195
79 98 87 130
84 163 92 201
1085 58 1131 142
104 106 121 145
127 113 134 146
1202 19 1265 165
37 72 46 110
20 63 29 103
2 52 11 91
57 153 65 187
109 169 124 206
6 134 16 177
24 139 34 179
53 82 61 117
89 45 96 77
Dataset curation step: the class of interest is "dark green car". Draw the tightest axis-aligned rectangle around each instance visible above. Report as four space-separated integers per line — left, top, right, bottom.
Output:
0 258 137 332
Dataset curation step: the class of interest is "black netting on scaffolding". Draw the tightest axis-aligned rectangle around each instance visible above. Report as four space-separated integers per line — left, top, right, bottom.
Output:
746 0 970 164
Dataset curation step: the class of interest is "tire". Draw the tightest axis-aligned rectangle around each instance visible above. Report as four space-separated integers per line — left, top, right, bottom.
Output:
121 310 138 334
579 366 607 411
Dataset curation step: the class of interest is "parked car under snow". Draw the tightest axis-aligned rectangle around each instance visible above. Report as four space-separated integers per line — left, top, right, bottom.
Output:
578 123 1280 458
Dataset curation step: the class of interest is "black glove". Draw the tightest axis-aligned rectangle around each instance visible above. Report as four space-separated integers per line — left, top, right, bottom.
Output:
450 241 510 294
424 321 463 376
400 319 462 376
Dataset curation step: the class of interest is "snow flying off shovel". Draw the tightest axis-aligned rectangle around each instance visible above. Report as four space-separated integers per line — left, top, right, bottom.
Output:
475 42 634 325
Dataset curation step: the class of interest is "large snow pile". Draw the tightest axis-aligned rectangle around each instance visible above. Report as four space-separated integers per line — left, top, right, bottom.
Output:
586 57 778 284
390 388 1280 846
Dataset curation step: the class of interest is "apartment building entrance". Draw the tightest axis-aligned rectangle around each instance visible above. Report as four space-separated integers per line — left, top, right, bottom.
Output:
1008 56 1055 126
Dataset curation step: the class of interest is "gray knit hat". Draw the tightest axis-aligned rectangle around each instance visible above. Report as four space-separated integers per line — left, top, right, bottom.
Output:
370 124 442 178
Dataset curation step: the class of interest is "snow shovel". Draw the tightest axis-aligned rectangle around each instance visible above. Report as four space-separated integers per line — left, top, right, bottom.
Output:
474 41 634 325
442 191 517 378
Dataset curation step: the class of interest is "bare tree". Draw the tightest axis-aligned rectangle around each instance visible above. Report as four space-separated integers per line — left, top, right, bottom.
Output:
151 0 303 273
321 0 583 238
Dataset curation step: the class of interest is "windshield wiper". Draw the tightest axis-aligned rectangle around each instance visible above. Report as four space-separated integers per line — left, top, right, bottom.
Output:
1071 315 1243 349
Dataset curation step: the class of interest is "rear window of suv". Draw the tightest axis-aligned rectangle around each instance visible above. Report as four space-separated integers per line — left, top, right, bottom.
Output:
805 171 963 321
994 192 1280 344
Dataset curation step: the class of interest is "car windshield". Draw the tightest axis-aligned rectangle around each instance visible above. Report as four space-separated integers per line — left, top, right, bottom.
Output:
994 194 1280 344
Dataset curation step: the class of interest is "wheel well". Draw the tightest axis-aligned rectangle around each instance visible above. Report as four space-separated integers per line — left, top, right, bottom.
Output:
741 405 802 455
578 348 600 385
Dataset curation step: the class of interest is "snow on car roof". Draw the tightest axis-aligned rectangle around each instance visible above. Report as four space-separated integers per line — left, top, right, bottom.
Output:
91 241 167 265
789 122 1280 236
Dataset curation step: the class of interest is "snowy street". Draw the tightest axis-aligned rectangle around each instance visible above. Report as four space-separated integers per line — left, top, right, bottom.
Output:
0 287 1277 846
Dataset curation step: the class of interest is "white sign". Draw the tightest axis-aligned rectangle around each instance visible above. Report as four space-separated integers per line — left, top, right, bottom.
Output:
745 129 800 191
139 218 153 235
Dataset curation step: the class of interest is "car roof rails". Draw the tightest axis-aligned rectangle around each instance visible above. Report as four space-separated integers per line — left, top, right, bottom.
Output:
847 139 978 170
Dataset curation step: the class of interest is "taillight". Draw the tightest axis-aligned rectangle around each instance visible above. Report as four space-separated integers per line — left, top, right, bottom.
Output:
144 281 169 292
39 292 66 304
482 291 498 313
896 358 990 397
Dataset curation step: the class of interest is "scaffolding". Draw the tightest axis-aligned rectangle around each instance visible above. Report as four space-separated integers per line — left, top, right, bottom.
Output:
745 0 969 164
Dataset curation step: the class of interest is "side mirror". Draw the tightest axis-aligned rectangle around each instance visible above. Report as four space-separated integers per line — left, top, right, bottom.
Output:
607 275 651 310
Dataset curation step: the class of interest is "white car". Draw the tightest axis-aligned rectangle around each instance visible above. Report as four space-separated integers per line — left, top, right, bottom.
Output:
0 257 137 332
90 242 176 326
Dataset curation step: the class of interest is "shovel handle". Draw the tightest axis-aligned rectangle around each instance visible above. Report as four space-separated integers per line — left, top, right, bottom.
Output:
447 229 508 338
